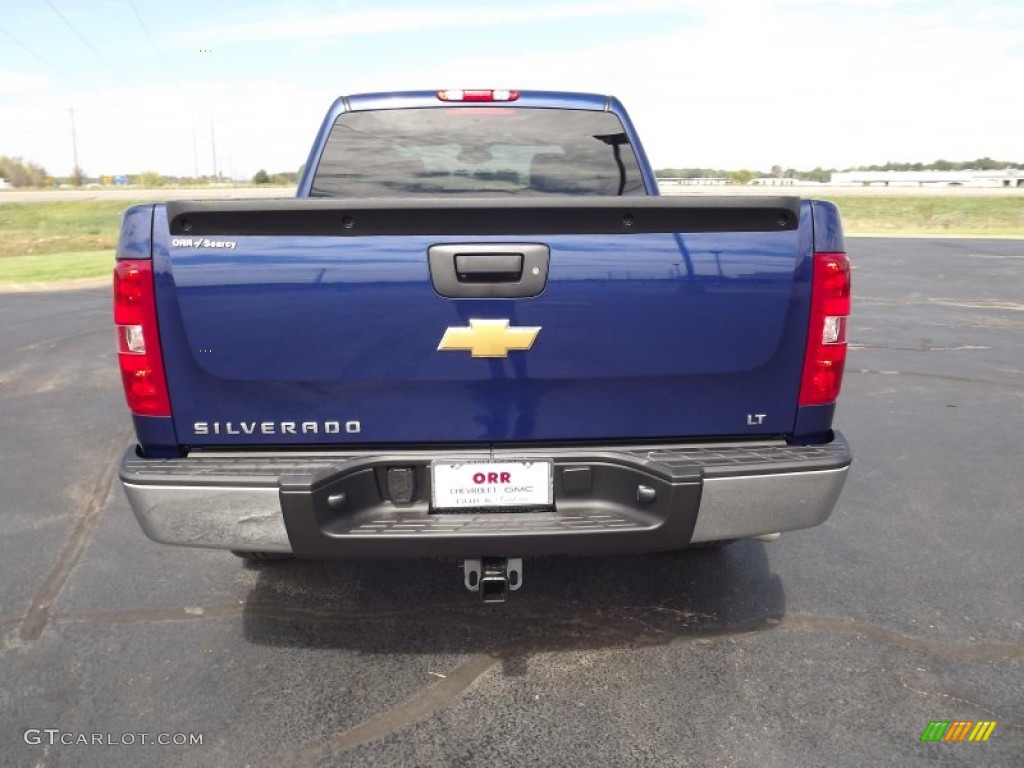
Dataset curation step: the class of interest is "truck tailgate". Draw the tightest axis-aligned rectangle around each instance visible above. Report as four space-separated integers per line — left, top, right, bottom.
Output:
152 198 813 446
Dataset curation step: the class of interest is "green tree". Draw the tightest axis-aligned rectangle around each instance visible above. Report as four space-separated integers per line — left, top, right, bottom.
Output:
0 156 48 187
252 169 270 184
805 167 833 183
970 157 999 170
138 171 164 187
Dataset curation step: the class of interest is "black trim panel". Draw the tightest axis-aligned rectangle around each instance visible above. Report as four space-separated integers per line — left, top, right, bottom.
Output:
279 456 703 558
166 196 801 237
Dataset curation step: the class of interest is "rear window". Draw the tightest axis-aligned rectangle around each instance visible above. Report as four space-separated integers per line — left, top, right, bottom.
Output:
310 107 646 197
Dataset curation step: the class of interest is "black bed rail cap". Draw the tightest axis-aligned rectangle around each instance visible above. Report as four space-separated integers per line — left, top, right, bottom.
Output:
166 196 802 237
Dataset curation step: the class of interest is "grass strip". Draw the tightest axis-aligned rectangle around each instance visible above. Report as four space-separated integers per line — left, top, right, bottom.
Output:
820 195 1024 236
0 251 113 282
0 200 146 257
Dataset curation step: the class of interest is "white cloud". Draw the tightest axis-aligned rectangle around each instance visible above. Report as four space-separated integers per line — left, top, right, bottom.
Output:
3 0 1020 175
0 79 330 178
0 70 50 93
200 0 693 44
342 2 1023 169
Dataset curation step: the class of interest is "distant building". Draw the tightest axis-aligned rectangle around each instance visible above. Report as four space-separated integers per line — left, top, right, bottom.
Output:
750 177 803 186
830 170 1024 187
657 177 729 186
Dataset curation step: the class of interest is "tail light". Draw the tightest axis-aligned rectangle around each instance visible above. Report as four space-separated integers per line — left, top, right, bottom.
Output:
114 260 171 416
437 89 519 102
799 252 851 406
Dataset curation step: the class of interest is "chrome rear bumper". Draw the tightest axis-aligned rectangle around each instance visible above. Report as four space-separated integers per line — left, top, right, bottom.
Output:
120 434 851 556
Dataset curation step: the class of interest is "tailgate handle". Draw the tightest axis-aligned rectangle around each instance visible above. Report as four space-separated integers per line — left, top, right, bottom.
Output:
455 253 523 283
429 244 549 299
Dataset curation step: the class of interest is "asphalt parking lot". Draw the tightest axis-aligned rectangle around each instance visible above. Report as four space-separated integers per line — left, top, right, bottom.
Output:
1 237 1021 767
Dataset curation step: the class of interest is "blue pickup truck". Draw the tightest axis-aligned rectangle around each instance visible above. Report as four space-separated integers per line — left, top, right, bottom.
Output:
114 89 851 600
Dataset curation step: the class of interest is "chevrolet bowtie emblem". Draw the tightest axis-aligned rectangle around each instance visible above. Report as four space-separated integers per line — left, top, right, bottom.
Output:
437 319 541 358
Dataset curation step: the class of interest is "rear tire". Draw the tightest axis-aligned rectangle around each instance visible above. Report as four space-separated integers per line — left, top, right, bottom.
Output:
231 550 294 561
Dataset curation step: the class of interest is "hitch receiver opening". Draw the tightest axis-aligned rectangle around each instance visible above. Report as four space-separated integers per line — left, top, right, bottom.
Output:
464 558 523 602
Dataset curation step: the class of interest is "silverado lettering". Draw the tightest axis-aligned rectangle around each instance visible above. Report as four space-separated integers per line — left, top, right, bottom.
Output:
115 89 852 601
192 421 362 436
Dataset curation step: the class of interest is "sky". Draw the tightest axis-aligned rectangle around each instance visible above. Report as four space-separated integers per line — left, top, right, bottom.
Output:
0 0 1021 179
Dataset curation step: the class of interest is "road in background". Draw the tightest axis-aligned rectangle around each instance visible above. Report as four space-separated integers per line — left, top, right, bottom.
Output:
0 186 295 203
660 184 1024 197
1 183 1021 204
0 238 1021 766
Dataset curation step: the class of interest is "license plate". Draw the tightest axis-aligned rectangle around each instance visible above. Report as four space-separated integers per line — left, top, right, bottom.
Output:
431 460 553 509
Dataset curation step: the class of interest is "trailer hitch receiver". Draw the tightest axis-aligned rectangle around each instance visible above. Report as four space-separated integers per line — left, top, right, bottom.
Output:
463 558 523 602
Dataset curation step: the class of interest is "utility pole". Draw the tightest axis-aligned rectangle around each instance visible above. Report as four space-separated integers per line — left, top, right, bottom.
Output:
210 117 218 179
69 107 80 184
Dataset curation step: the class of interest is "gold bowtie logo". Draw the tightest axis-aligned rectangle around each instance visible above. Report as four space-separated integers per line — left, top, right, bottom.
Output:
437 319 541 358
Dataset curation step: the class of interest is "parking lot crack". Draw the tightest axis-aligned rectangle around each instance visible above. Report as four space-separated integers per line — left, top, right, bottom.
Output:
851 368 1022 391
14 424 132 644
898 675 1002 718
774 615 1024 662
271 652 499 767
